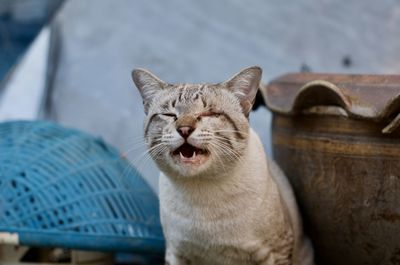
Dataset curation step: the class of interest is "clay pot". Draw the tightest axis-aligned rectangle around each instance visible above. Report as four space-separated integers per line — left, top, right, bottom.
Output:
262 74 400 265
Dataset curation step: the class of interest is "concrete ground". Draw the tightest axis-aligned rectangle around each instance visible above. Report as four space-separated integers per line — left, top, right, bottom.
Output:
49 0 400 192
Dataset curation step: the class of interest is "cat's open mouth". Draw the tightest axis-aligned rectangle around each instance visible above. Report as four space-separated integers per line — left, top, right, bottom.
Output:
172 143 209 164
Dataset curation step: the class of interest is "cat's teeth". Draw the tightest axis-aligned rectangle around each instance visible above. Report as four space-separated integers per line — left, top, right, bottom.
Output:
180 152 184 159
192 151 196 158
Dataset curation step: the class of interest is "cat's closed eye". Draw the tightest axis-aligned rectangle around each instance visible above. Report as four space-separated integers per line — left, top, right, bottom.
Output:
160 113 177 120
198 111 221 118
196 112 221 121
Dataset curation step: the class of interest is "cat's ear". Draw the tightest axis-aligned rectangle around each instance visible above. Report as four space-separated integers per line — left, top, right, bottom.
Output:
132 68 167 113
224 66 262 116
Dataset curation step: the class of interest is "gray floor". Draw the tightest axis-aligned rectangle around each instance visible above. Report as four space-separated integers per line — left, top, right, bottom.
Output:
49 0 400 192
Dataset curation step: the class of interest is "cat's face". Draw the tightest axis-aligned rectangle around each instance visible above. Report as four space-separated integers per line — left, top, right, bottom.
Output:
132 67 261 179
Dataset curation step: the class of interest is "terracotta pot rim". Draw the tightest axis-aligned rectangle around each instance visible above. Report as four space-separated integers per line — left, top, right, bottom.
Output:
262 73 400 134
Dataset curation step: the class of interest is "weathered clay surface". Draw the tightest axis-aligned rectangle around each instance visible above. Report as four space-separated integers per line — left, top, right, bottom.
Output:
264 74 400 265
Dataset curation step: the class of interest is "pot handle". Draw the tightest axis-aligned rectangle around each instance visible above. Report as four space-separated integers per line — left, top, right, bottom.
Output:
297 80 400 134
293 80 375 118
382 114 400 134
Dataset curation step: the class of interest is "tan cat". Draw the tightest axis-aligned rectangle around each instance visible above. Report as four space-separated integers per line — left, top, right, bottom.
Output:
132 66 314 265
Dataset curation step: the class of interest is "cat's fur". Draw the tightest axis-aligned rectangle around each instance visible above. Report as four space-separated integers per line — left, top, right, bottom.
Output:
132 66 313 265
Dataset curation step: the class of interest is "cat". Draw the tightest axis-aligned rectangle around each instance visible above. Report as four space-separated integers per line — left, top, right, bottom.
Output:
132 66 314 265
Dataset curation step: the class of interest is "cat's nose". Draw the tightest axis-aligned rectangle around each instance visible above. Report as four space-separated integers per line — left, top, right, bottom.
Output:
177 126 194 138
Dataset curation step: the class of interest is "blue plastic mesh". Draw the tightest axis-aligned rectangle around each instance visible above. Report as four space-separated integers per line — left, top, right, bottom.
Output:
0 121 164 254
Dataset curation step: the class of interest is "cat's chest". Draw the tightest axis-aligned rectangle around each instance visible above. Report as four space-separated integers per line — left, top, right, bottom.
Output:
161 205 251 242
159 185 261 264
173 239 254 265
163 213 255 265
162 209 292 265
159 175 261 242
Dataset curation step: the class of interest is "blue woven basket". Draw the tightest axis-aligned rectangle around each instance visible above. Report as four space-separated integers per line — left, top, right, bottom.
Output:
0 121 164 254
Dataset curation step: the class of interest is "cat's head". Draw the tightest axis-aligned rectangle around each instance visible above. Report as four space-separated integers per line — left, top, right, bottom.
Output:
132 66 262 179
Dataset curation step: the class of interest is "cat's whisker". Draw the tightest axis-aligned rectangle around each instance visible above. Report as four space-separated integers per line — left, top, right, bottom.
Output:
123 134 154 148
129 142 165 165
122 134 163 150
208 142 238 165
212 144 243 161
212 129 249 136
210 136 242 153
123 141 145 149
209 140 245 166
208 144 228 175
149 145 169 160
211 144 242 174
211 134 242 145
125 143 168 176
121 151 153 178
125 131 166 142
213 129 247 132
124 134 146 143
122 143 147 156
121 139 164 158
211 147 242 166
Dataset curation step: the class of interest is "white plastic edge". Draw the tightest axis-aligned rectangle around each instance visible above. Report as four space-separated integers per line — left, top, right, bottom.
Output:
0 232 19 245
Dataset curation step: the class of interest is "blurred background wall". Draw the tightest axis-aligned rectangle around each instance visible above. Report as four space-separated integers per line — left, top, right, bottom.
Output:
2 0 400 191
0 0 63 81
